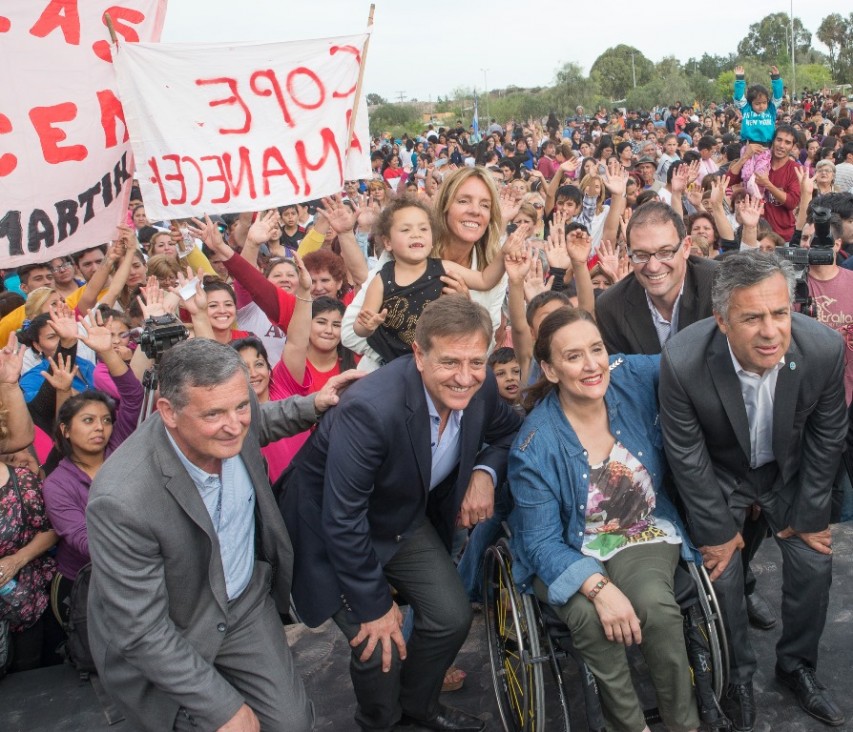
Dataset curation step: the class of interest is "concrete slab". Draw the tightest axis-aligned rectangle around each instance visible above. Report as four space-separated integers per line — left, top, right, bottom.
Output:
2 524 852 731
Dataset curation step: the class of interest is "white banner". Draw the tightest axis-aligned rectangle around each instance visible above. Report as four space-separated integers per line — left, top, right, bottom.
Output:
114 33 372 219
0 1 167 267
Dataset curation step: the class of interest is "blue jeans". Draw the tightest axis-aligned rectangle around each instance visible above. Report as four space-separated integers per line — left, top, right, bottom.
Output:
456 479 514 604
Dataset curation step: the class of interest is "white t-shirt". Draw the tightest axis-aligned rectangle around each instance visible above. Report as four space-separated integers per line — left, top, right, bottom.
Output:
236 302 286 364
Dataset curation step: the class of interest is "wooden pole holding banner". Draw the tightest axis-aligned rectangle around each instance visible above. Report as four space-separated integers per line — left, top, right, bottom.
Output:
104 12 119 45
343 4 375 165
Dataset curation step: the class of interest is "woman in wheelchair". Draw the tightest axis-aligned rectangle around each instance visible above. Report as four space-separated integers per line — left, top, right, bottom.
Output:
507 308 700 732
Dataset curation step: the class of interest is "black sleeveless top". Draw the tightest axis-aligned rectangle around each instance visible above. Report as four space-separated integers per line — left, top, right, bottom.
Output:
367 258 446 364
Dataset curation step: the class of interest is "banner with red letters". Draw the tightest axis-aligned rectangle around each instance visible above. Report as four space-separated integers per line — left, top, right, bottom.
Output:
113 33 372 220
0 1 167 268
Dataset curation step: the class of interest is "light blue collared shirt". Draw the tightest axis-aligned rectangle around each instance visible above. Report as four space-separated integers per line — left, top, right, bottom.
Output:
166 431 255 601
423 387 496 490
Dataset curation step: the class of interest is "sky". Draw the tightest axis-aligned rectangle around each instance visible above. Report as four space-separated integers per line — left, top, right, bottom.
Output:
160 1 838 102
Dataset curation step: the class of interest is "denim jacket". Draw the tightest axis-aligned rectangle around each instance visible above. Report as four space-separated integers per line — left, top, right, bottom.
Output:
508 354 696 606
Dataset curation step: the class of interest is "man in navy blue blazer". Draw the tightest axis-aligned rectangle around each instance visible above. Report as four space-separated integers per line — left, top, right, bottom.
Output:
281 296 522 732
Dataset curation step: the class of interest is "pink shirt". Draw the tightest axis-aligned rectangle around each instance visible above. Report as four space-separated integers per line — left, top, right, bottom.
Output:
261 361 314 482
808 268 853 405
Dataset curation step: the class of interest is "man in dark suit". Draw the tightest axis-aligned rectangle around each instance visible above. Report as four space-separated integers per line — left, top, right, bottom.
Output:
659 252 847 730
86 339 358 732
281 296 522 732
596 201 716 355
596 201 777 630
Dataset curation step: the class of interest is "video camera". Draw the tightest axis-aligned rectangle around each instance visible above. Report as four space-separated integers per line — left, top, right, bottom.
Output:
775 206 836 317
137 314 189 363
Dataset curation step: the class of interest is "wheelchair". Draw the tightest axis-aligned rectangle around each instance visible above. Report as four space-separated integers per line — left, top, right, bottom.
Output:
483 537 730 732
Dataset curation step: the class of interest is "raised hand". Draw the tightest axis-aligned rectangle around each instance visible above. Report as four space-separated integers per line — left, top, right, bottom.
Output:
734 65 744 76
498 185 523 225
566 228 592 265
189 214 231 258
602 159 629 197
559 157 580 176
321 195 359 234
79 310 116 355
710 175 730 209
292 252 312 296
686 184 703 210
502 222 532 258
48 301 79 344
138 276 179 318
169 267 207 316
356 196 380 231
544 226 572 270
355 307 388 336
769 65 779 76
523 255 551 301
670 164 690 195
40 353 79 393
0 333 25 384
597 239 620 279
686 159 701 185
795 165 814 198
246 210 281 246
504 242 533 283
737 194 764 228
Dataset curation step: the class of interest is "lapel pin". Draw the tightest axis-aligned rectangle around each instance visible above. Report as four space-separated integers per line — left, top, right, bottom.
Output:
789 361 796 371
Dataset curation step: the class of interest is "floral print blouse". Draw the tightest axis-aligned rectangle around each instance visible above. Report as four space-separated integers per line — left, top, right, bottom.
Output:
0 467 56 631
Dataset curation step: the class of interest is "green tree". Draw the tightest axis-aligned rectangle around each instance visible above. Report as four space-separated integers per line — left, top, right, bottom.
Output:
368 104 420 137
627 69 693 112
365 92 386 106
737 13 811 62
550 61 600 114
590 45 654 100
685 53 737 80
817 13 853 80
794 64 834 94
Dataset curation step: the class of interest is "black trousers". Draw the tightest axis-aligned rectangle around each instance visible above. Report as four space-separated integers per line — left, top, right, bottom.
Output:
332 521 473 732
713 464 832 684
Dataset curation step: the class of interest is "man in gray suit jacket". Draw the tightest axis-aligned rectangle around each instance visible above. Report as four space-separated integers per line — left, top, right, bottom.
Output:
660 252 846 731
86 339 358 732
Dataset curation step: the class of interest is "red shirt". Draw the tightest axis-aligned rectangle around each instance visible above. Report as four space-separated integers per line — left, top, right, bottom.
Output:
729 158 801 241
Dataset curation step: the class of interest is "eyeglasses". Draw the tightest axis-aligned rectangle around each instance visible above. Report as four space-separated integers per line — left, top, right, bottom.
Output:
50 262 72 273
628 241 684 265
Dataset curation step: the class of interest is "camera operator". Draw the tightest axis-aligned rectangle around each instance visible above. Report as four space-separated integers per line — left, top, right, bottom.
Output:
806 192 853 269
804 211 853 404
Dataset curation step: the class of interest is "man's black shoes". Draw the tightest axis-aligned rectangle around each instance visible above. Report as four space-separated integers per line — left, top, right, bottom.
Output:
776 665 845 727
721 682 756 731
745 592 776 630
398 704 485 731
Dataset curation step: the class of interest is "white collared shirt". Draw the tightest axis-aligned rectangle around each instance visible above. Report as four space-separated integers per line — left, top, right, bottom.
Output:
728 344 786 468
645 282 685 347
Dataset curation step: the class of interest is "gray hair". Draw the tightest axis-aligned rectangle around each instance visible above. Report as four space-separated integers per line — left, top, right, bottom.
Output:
158 339 248 411
711 251 795 322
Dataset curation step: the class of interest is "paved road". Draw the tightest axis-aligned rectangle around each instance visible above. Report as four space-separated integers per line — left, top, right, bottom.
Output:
2 523 853 731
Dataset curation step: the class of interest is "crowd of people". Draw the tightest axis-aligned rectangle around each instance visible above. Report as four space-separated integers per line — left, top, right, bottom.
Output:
1 70 853 732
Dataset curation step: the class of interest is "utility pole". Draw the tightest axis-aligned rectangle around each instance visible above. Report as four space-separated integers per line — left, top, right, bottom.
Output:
395 91 406 103
790 0 797 100
481 68 490 124
631 52 637 89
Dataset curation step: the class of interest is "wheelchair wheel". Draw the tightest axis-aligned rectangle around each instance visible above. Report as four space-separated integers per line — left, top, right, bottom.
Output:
526 597 573 732
483 541 546 732
689 563 729 700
